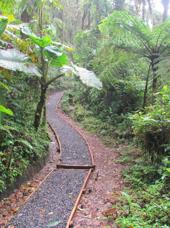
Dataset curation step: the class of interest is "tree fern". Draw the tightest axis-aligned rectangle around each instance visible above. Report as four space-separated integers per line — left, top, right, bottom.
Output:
99 10 170 107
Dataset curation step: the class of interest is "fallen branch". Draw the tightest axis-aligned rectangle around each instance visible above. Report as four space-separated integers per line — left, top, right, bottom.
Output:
56 164 95 170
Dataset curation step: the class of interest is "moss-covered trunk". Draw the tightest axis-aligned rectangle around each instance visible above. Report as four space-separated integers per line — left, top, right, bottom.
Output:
34 85 47 130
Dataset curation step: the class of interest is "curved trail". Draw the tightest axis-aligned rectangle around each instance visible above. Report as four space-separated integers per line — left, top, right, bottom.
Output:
8 92 92 228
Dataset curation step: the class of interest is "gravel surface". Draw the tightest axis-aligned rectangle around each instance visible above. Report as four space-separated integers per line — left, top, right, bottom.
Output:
8 92 90 228
9 170 86 228
47 92 91 165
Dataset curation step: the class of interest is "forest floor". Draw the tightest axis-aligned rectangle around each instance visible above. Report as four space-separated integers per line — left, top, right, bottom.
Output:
0 92 125 228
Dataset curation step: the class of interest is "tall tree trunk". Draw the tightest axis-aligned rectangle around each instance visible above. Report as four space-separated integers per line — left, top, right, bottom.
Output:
82 7 87 30
34 4 48 130
162 0 170 21
21 9 31 23
114 0 125 10
87 11 91 28
151 53 160 95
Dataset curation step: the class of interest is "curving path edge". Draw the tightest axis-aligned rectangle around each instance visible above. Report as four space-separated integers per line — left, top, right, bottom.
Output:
8 92 93 228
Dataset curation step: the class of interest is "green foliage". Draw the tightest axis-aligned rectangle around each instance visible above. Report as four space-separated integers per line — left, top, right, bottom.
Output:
0 16 8 36
22 27 52 47
98 10 170 101
0 0 16 13
44 46 68 67
99 10 170 52
22 26 68 69
72 65 102 89
74 29 99 67
0 124 49 193
0 105 13 116
115 148 170 228
0 72 49 193
131 85 170 162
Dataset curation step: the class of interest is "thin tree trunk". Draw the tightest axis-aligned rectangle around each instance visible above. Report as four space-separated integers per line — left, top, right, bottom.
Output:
34 85 47 130
82 6 88 30
142 0 146 21
151 54 160 95
143 64 151 108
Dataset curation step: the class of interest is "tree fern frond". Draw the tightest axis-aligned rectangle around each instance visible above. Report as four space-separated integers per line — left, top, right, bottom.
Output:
99 11 151 53
152 19 170 48
0 0 16 13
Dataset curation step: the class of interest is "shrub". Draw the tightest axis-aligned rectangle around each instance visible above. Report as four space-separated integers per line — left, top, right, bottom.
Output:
131 85 170 162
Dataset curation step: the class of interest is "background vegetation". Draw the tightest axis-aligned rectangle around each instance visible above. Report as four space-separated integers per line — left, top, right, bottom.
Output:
0 0 170 227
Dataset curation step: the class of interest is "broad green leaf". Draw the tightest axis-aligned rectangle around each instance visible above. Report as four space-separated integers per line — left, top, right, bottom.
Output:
59 65 103 89
44 45 63 58
0 49 41 76
22 27 52 48
0 105 13 116
51 53 68 67
0 16 8 36
44 45 68 67
30 35 52 48
72 65 102 90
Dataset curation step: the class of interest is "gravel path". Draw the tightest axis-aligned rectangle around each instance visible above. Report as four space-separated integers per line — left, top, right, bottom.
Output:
8 92 90 228
47 92 91 165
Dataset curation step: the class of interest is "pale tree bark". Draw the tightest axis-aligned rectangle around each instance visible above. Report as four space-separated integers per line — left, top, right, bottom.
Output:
113 0 125 10
162 0 170 21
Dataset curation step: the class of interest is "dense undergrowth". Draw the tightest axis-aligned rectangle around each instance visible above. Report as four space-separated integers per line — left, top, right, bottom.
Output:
61 83 170 228
0 0 170 227
60 9 170 227
0 73 49 194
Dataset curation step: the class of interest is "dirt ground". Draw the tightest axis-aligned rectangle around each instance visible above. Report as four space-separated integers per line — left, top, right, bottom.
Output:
57 109 125 228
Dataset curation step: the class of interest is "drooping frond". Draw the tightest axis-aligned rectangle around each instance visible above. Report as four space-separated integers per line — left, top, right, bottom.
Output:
152 19 170 48
99 11 152 55
0 0 16 13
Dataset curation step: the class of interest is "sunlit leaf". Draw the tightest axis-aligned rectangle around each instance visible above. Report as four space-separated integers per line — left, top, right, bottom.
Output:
22 27 52 48
3 14 15 22
31 35 52 48
44 46 68 67
59 65 103 89
0 105 13 116
72 65 102 89
51 53 68 67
